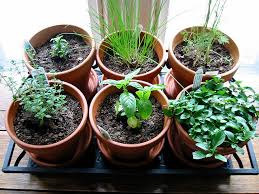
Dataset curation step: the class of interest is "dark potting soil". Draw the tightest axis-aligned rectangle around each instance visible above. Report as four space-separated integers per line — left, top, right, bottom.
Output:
103 49 159 75
174 42 233 73
14 95 83 145
96 94 164 144
34 34 91 72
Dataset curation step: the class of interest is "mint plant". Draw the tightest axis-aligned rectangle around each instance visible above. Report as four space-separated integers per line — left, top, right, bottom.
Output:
102 68 165 128
50 35 69 59
181 0 230 66
164 76 259 162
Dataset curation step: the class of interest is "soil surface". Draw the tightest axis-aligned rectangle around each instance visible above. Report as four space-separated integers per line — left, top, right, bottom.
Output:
174 42 233 73
96 94 164 144
103 49 159 75
34 34 91 72
14 95 82 145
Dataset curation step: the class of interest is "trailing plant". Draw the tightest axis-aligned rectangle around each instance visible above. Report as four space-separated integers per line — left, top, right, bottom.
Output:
102 68 165 128
181 0 230 66
50 35 69 59
0 63 67 126
89 0 168 69
164 76 259 162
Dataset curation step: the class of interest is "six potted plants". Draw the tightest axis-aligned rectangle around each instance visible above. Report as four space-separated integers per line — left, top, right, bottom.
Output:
1 0 258 169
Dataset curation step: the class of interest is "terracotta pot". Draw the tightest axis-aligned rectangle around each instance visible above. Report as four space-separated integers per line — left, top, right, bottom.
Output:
167 124 228 168
168 26 239 87
24 24 96 97
5 81 89 164
89 80 171 165
84 68 99 101
164 69 182 99
167 84 247 166
96 31 166 83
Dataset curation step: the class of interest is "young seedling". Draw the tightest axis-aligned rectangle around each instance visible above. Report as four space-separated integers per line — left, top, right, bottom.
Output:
102 68 165 128
50 35 69 59
164 76 259 162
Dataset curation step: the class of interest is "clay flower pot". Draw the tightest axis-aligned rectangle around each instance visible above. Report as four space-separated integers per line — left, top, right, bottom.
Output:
96 31 166 83
168 26 239 87
164 69 182 99
24 24 96 98
167 84 247 168
89 80 171 166
5 81 90 165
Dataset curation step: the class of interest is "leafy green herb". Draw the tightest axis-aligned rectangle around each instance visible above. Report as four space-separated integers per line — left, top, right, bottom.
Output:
50 35 69 59
102 68 165 128
164 76 259 162
0 62 67 127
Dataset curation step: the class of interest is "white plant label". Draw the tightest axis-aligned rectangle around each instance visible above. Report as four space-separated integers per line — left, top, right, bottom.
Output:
97 125 111 140
23 40 36 56
192 68 204 89
205 71 219 76
31 67 49 85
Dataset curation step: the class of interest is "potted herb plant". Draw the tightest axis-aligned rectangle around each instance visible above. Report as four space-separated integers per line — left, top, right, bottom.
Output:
89 69 171 166
91 0 167 83
164 76 259 168
1 67 91 166
167 0 239 87
23 24 97 100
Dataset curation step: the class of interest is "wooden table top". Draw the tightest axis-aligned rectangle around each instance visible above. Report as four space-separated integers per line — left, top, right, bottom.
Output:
0 65 259 193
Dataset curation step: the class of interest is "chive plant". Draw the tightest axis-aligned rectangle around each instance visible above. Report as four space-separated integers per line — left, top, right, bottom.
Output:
89 0 167 69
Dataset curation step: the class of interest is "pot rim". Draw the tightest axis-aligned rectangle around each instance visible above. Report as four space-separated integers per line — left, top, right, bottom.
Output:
24 24 96 76
96 30 166 78
89 79 171 148
5 81 88 149
168 26 240 78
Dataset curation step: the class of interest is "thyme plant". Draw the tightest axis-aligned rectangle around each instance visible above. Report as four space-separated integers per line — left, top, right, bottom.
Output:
0 62 67 126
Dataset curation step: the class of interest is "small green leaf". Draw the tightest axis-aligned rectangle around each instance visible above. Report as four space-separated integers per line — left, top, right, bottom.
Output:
163 108 173 117
127 116 139 128
149 84 165 91
128 82 143 90
196 142 209 151
215 154 227 162
119 92 136 117
192 150 206 160
224 130 235 142
211 131 226 149
137 99 152 119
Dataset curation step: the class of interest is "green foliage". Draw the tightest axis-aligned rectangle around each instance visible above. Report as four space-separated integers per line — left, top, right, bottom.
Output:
164 76 259 162
181 0 230 66
18 75 67 126
101 68 165 129
0 62 67 126
89 0 167 69
50 35 69 59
